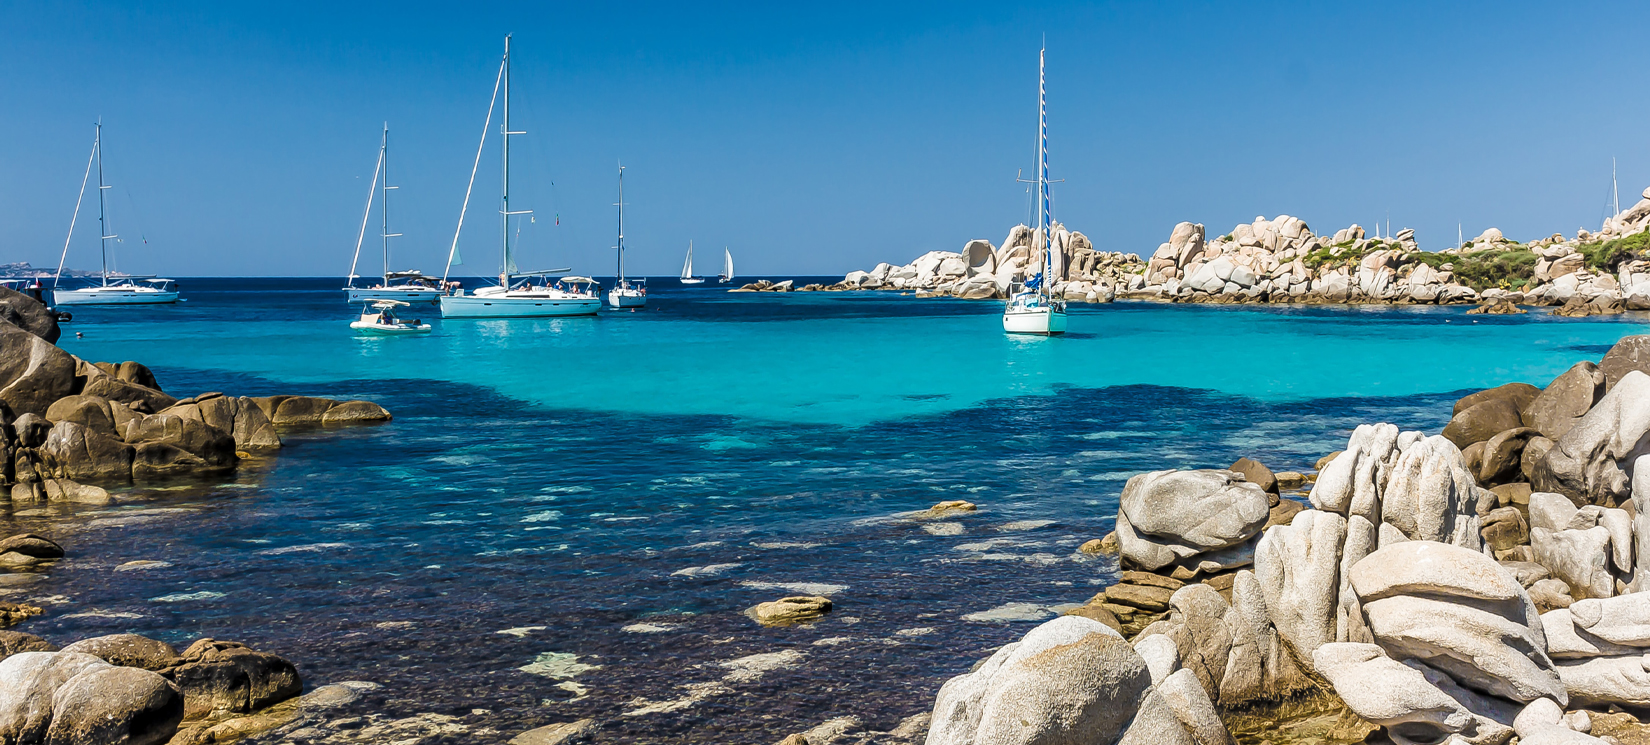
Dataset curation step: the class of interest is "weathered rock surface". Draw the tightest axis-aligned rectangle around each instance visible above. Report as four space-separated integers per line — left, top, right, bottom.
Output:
1533 371 1650 506
161 639 302 720
0 650 184 745
926 616 1151 745
1348 541 1563 705
0 323 77 417
0 287 60 344
1117 470 1270 571
61 634 180 672
1312 642 1516 745
1255 509 1345 661
1525 362 1607 443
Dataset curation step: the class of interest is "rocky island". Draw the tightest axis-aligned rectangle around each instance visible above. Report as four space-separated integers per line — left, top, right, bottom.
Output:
783 186 1650 316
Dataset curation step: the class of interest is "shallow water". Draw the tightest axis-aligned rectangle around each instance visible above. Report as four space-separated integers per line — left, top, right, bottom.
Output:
12 279 1649 742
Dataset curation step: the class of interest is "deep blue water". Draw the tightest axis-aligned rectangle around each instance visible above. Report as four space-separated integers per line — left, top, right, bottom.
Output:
8 278 1649 743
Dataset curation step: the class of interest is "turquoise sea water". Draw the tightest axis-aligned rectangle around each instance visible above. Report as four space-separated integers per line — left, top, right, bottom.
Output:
12 278 1649 743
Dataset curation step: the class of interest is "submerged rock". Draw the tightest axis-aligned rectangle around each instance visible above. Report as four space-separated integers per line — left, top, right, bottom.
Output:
0 651 184 745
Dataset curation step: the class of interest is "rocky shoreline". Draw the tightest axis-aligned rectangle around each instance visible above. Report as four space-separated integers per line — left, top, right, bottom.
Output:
0 286 400 744
904 334 1650 745
772 186 1650 317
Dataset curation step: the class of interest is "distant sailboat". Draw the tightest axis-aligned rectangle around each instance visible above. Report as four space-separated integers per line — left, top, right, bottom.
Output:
439 36 601 319
52 123 180 306
607 165 646 309
1002 46 1066 336
679 241 705 284
718 248 735 284
345 124 443 304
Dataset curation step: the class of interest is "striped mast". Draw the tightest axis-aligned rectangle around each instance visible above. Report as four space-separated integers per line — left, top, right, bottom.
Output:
1036 45 1050 300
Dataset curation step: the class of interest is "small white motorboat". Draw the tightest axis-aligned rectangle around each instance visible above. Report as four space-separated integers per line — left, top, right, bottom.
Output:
351 300 431 335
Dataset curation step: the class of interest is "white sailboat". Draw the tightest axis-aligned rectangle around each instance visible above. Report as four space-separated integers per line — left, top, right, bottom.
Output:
439 36 600 319
1002 46 1066 336
679 241 705 284
345 125 445 304
52 123 180 306
718 248 735 284
607 165 646 309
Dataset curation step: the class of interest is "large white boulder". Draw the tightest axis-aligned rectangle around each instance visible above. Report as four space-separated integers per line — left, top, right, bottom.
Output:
1380 435 1487 550
1120 470 1270 553
1348 542 1564 705
1255 509 1346 662
925 616 1152 745
1531 525 1614 600
1310 423 1401 519
1312 642 1517 745
1555 652 1650 708
1542 608 1639 659
0 651 184 745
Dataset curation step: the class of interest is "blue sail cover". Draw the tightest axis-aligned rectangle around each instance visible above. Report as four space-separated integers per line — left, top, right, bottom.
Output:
1025 273 1043 291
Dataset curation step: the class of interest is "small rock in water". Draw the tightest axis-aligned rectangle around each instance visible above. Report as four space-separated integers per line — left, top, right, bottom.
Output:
922 522 964 536
496 626 547 638
621 623 680 633
1275 471 1307 489
1078 536 1118 555
997 519 1055 531
752 596 833 626
0 603 43 627
961 602 1054 623
509 718 597 745
720 649 805 682
917 500 976 518
519 652 600 679
114 560 171 572
671 563 742 578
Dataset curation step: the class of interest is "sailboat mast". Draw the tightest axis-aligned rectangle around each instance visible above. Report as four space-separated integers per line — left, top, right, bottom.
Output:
1614 157 1621 217
500 35 512 288
1037 46 1050 299
616 165 626 283
380 125 390 286
95 123 111 286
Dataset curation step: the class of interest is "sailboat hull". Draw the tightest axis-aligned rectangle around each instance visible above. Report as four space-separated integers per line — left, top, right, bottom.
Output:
607 289 646 308
679 278 705 285
1003 306 1067 335
346 287 443 304
52 287 180 306
439 293 601 318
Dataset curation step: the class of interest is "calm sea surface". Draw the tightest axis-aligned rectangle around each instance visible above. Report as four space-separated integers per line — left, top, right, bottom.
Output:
13 278 1649 743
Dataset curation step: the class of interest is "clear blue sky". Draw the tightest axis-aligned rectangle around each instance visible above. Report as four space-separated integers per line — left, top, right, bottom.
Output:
3 1 1648 277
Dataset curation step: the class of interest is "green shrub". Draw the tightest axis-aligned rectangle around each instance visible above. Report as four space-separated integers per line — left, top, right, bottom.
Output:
1576 230 1650 271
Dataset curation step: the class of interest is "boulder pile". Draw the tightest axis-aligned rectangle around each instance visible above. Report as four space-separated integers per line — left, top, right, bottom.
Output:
824 186 1650 309
924 334 1650 745
0 630 302 745
0 286 391 499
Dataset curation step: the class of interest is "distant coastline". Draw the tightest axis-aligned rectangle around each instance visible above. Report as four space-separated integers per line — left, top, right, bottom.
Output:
777 185 1650 317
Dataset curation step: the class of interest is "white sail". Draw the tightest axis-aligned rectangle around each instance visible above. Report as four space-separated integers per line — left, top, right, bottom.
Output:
681 242 694 279
722 248 734 281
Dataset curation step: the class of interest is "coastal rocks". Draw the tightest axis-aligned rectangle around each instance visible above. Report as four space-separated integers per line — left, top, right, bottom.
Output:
926 616 1152 745
0 651 185 745
162 639 302 720
752 596 832 626
1255 509 1345 661
1116 470 1270 572
0 534 62 563
0 323 77 417
61 634 180 671
0 287 60 344
38 421 134 482
1444 399 1525 451
1524 362 1607 443
1554 654 1650 708
0 632 57 662
1532 370 1650 506
1598 335 1650 391
173 395 281 450
253 396 392 426
1380 435 1488 548
1308 423 1402 518
1347 541 1564 705
1311 642 1516 745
